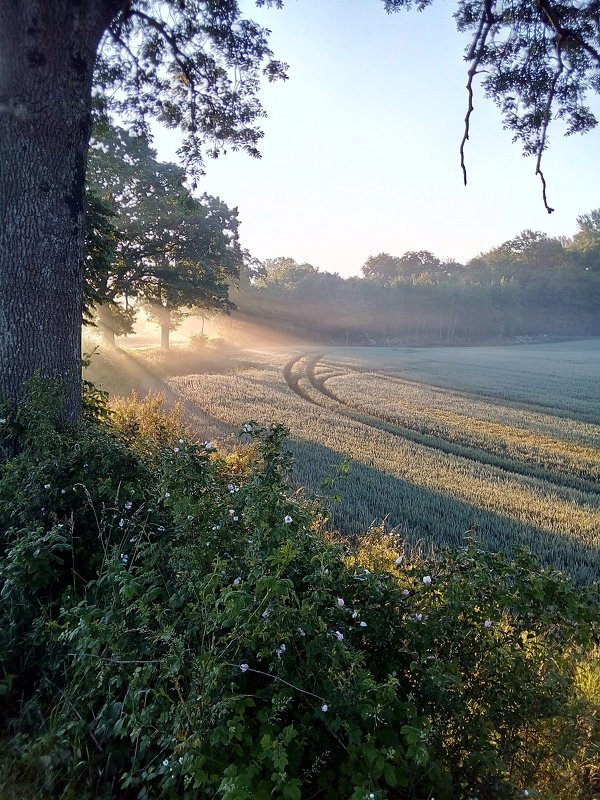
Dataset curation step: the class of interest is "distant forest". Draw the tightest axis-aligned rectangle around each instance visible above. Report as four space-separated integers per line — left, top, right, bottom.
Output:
235 216 600 344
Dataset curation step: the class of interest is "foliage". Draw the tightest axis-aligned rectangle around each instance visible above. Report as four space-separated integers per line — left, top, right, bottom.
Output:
95 1 288 181
239 215 600 345
1 386 599 799
86 125 243 348
384 0 600 210
83 190 122 328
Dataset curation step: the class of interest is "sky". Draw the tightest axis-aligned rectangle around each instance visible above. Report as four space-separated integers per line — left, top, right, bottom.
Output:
152 0 600 278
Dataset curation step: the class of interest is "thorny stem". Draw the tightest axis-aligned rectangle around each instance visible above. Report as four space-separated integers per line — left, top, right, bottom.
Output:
228 663 327 702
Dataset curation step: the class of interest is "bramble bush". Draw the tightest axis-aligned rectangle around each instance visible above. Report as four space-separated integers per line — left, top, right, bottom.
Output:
0 384 598 799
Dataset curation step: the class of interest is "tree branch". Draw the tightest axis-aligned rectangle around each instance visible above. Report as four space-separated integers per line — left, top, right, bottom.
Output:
534 43 564 214
536 0 600 66
128 8 200 128
461 0 496 186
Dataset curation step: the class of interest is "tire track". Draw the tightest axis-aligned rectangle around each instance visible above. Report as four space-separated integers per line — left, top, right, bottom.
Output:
283 352 600 497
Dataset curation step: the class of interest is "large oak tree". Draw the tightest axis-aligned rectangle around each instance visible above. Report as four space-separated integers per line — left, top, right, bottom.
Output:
0 0 285 420
0 0 598 419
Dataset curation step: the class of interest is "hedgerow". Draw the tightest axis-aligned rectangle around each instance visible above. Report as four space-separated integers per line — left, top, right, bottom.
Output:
0 384 598 799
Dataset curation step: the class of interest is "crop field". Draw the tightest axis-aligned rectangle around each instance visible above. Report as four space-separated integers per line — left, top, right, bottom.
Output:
166 339 600 583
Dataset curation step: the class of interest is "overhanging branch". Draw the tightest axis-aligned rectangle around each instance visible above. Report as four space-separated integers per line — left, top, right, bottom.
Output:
460 0 496 186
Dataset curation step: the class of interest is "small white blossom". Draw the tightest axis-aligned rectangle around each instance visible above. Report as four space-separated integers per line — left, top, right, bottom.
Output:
242 423 252 433
321 704 328 712
229 508 235 514
359 621 367 627
61 489 66 494
204 441 214 449
233 516 239 521
179 438 185 444
284 515 293 524
423 575 432 584
187 515 194 520
173 447 179 453
118 518 125 527
352 611 359 619
402 589 410 596
158 526 165 532
335 631 344 641
44 484 51 489
297 628 306 636
395 556 403 564
337 598 345 606
233 577 242 585
484 619 492 627
162 759 169 767
124 501 132 510
240 663 249 672
164 492 170 498
0 418 6 424
121 553 128 563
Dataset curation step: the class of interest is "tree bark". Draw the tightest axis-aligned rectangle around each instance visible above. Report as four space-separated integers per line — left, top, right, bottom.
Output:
161 321 170 351
102 326 116 348
0 1 125 420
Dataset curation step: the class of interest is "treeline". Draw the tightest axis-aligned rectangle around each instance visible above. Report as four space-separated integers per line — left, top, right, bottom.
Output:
236 224 600 344
85 130 600 347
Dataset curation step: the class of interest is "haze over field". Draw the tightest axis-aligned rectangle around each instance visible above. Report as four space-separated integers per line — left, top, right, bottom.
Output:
86 337 600 585
153 0 600 276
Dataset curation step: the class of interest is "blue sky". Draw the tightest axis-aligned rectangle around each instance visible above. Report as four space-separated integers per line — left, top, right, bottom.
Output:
153 0 600 277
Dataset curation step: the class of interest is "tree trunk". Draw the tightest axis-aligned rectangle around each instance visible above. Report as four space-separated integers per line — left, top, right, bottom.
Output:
161 322 170 351
0 1 124 420
102 326 116 348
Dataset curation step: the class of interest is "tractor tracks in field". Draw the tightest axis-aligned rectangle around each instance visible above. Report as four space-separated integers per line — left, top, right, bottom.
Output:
282 352 600 497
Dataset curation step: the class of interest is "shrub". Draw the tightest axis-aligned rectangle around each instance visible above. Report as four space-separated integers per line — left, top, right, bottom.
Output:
0 389 598 799
188 332 210 350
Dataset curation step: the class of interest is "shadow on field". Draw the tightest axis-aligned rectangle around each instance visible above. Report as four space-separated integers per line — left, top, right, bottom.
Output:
86 346 234 443
286 436 600 586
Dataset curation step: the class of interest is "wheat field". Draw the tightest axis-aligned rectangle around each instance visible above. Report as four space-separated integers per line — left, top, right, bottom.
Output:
162 339 600 583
